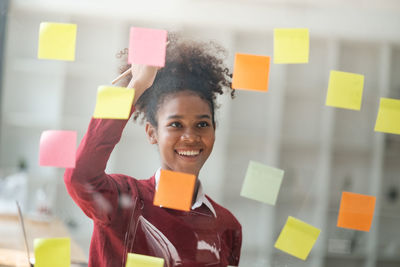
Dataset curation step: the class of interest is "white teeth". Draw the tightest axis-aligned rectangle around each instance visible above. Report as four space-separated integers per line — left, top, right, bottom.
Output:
177 150 200 156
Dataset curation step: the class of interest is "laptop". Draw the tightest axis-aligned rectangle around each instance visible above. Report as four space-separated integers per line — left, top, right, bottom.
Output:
15 201 88 267
15 201 34 267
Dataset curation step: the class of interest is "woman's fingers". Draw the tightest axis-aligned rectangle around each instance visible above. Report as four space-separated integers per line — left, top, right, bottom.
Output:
129 64 159 90
127 77 135 89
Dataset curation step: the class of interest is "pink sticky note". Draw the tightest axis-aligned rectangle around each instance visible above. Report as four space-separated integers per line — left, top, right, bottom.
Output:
128 27 167 67
39 130 77 168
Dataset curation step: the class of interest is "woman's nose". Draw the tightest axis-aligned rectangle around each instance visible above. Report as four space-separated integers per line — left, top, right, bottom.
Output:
181 129 200 142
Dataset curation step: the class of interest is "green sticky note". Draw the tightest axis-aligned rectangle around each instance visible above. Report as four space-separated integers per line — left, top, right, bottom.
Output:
93 86 135 119
126 253 164 267
325 70 364 110
34 237 70 267
240 161 284 205
38 22 77 61
274 28 309 64
374 97 400 135
274 216 321 260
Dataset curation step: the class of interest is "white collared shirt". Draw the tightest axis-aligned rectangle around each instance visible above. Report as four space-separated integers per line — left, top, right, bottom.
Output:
154 168 217 217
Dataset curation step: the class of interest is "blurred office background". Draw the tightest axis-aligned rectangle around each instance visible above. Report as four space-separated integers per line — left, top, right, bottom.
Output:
0 0 400 266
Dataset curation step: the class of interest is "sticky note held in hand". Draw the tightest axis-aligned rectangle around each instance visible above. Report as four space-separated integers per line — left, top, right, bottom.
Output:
337 191 376 232
232 53 270 92
93 86 135 119
274 28 309 64
153 169 196 211
126 253 164 267
128 27 167 67
325 70 365 110
274 216 321 260
34 237 70 267
374 97 400 135
39 130 77 168
38 22 77 61
240 161 284 205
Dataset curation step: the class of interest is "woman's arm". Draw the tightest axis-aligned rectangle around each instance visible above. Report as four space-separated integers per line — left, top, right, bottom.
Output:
63 64 158 225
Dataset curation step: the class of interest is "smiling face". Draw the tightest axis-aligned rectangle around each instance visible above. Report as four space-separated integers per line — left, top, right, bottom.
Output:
145 91 215 177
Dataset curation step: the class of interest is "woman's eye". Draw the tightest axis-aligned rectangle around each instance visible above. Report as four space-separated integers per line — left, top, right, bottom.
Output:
170 122 182 128
198 121 209 128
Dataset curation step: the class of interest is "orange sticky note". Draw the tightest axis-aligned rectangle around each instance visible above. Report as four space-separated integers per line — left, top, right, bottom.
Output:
232 53 270 92
39 130 77 168
337 191 376 232
153 169 196 211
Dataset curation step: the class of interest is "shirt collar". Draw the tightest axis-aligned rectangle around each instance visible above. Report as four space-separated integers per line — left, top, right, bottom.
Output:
155 168 216 217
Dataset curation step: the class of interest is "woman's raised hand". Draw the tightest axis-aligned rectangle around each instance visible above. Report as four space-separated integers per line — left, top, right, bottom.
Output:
127 64 159 94
111 63 160 101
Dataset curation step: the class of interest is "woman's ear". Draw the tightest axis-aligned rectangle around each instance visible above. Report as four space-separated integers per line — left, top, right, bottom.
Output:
145 122 158 144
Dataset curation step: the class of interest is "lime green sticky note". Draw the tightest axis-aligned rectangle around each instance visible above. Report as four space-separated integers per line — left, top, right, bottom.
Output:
34 237 70 267
374 97 400 135
240 161 284 205
93 86 135 119
274 216 321 260
325 70 364 110
274 28 309 64
126 253 164 267
38 22 77 61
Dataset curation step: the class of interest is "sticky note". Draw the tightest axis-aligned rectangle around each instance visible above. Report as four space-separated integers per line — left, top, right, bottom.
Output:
325 70 365 110
126 253 164 267
34 237 70 267
274 28 309 64
374 98 400 135
128 27 167 67
38 22 77 61
39 130 77 168
153 169 196 211
274 216 321 260
337 191 376 231
240 161 284 205
232 53 270 92
93 86 135 119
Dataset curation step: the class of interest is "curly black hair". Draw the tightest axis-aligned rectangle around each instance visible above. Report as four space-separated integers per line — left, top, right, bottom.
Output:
118 34 235 128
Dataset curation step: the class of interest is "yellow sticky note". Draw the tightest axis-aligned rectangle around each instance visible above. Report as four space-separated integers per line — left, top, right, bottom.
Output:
374 98 400 135
38 22 77 61
93 86 135 119
34 237 70 267
126 253 164 267
274 28 309 64
325 70 364 110
274 216 320 260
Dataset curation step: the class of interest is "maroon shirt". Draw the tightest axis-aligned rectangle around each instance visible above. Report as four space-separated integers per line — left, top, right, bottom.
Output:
64 116 242 267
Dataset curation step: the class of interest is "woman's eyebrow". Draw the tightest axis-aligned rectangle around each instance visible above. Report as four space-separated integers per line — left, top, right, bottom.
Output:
166 114 211 120
166 114 183 120
197 114 211 119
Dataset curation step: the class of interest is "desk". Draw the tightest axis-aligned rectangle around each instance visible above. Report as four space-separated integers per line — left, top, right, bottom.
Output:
0 214 87 267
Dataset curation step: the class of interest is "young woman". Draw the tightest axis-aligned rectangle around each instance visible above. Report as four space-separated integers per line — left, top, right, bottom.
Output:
64 36 242 267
